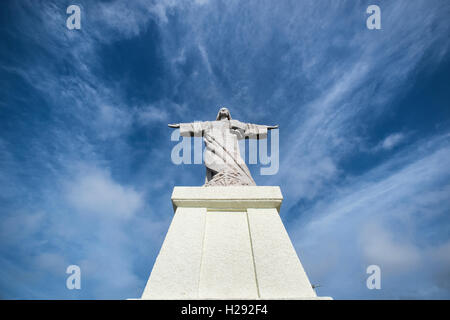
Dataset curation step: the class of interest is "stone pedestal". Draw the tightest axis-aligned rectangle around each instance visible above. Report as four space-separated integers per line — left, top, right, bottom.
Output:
140 186 331 300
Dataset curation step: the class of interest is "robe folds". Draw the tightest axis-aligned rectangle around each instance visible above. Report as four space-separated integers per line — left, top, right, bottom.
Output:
179 119 268 186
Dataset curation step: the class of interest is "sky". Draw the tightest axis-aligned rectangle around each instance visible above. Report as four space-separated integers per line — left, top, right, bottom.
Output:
0 0 449 299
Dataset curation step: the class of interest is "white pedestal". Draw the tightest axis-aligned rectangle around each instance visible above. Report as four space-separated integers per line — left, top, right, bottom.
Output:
140 186 331 300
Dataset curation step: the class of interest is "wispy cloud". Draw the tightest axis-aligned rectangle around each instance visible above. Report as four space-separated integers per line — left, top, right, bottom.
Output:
65 165 143 219
291 134 450 298
0 0 449 299
376 132 407 151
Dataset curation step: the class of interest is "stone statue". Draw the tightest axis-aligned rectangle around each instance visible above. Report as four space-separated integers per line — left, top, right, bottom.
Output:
168 107 278 186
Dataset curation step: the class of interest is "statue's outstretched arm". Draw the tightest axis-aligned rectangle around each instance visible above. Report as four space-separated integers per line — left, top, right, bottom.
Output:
267 125 278 130
169 122 206 137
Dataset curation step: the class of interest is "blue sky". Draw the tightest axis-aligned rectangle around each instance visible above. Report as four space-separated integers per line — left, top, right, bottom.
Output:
0 0 449 299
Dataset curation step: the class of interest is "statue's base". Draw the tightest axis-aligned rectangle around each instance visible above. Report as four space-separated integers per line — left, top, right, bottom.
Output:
139 186 331 300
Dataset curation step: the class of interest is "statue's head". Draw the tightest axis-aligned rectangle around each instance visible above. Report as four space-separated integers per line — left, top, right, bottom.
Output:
216 107 232 120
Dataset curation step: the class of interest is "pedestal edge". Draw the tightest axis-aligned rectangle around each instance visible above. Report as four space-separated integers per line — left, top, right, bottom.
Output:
171 186 283 212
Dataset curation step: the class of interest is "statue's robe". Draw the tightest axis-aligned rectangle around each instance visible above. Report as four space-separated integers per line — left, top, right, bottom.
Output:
179 119 268 186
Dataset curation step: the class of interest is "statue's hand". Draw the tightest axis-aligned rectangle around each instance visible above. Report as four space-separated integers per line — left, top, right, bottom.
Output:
168 124 180 128
267 125 279 130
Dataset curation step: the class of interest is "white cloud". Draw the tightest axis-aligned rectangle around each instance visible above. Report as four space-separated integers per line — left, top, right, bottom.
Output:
195 0 210 6
97 104 133 139
33 252 68 274
65 166 143 219
0 211 45 245
198 44 213 75
379 133 407 151
136 104 169 124
359 221 421 273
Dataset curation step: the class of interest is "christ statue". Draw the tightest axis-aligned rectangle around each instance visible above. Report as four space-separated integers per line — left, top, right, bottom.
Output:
168 107 278 186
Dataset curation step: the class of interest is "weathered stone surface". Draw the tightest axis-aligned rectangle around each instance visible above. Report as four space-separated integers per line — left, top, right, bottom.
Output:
140 207 206 299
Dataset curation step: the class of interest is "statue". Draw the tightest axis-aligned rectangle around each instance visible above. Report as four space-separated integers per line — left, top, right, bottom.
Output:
168 107 278 186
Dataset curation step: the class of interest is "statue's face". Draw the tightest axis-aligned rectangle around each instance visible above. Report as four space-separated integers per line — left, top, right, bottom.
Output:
218 107 231 120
